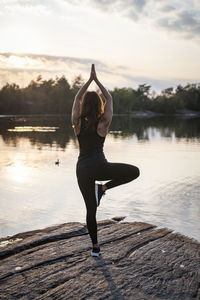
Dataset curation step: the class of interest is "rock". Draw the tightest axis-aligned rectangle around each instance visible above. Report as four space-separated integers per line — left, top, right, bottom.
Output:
0 219 199 300
112 216 126 222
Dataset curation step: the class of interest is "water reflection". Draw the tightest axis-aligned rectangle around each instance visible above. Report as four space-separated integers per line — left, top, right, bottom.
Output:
8 126 59 132
0 115 200 241
110 116 200 140
5 161 32 183
0 115 75 150
0 115 200 149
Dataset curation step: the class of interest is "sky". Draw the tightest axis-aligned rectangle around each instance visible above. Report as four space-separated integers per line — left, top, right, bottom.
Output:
0 0 200 92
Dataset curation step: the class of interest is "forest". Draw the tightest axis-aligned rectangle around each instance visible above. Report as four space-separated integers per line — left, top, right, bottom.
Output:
0 75 199 115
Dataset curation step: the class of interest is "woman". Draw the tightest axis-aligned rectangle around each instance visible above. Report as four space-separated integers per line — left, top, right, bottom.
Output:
72 64 140 257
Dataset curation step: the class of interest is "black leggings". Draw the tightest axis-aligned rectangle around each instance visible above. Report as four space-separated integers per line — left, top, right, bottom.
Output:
76 162 140 245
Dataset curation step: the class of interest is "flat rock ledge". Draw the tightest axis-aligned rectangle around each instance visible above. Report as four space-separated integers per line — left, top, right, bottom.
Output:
0 219 199 300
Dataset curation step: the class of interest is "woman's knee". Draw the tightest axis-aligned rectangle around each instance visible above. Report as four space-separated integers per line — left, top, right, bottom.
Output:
131 165 140 180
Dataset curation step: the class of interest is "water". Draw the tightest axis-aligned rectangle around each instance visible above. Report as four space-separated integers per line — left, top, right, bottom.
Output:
0 115 200 241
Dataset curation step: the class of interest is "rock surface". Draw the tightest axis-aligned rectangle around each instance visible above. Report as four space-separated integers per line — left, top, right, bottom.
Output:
0 219 199 299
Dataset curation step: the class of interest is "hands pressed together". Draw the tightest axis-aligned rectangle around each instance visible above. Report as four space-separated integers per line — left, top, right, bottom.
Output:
89 64 98 82
88 64 112 104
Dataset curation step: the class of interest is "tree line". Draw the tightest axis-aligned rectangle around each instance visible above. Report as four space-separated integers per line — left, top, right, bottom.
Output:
0 75 199 115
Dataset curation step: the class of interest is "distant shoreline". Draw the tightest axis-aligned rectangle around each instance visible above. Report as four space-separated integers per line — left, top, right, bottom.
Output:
1 109 200 118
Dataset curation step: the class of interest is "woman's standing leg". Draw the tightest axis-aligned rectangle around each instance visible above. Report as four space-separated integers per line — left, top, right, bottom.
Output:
76 166 98 245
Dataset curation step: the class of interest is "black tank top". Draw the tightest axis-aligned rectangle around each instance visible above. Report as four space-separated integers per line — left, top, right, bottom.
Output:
77 118 107 167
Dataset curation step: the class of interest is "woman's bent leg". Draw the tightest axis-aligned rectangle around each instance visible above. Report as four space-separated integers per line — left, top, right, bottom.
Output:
95 162 140 190
76 167 98 245
76 162 139 244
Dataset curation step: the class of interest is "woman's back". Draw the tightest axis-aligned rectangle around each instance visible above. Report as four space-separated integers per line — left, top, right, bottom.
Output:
77 118 107 167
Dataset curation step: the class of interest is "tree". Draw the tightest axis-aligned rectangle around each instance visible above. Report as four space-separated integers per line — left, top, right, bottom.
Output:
161 87 174 98
0 76 199 115
71 75 84 97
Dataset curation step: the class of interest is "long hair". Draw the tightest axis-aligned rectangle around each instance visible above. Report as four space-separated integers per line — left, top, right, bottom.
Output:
80 91 104 131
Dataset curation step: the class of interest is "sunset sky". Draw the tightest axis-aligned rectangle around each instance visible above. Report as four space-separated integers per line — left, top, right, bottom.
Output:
0 0 200 92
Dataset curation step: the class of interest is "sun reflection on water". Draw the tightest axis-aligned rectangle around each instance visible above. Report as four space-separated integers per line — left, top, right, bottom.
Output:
6 161 32 183
8 126 59 132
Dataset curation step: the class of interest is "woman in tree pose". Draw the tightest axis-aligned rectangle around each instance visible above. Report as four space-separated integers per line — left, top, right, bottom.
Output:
72 64 140 257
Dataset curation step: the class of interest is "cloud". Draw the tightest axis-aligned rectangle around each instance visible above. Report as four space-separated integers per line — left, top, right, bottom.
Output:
0 0 48 8
0 52 114 88
64 0 148 17
95 0 147 12
157 9 200 39
1 0 199 40
0 52 108 71
0 0 52 15
130 0 147 12
0 52 199 92
159 5 176 13
63 0 200 40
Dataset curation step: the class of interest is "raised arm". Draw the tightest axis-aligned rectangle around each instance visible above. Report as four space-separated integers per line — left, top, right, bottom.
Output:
92 66 113 125
71 76 92 127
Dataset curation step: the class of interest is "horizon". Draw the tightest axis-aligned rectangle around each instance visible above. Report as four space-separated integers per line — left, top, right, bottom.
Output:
0 64 199 97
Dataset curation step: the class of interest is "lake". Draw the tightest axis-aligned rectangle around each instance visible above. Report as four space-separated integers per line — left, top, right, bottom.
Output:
0 115 200 242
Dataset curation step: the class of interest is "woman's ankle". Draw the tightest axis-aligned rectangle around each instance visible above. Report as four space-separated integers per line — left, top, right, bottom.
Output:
93 243 99 248
102 184 107 192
